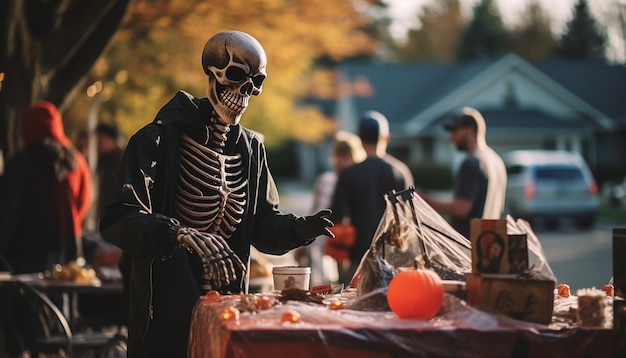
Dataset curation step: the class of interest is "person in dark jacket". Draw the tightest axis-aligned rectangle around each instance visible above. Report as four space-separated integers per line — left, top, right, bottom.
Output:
94 122 125 225
101 31 333 357
330 110 414 286
0 101 92 273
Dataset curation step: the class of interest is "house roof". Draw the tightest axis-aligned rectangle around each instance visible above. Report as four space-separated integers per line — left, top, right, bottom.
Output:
337 54 626 133
534 59 626 120
340 60 493 127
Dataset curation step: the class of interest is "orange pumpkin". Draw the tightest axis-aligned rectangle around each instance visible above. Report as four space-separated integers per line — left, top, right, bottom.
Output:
387 268 444 320
601 284 614 297
219 307 240 322
254 295 273 310
328 300 345 310
281 310 301 324
203 290 221 302
556 283 570 298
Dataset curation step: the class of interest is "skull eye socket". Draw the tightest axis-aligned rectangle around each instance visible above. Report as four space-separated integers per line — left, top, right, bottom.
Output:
252 75 265 88
226 67 247 82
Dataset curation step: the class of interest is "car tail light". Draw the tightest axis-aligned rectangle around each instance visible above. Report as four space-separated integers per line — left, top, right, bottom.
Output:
589 180 598 196
524 179 535 199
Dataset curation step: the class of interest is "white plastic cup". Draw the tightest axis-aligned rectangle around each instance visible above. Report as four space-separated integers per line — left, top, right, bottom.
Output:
272 266 311 291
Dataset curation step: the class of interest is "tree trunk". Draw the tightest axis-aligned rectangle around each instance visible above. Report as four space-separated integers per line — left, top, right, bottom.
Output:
0 0 131 165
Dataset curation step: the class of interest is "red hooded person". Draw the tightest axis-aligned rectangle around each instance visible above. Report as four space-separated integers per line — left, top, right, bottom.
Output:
0 101 92 273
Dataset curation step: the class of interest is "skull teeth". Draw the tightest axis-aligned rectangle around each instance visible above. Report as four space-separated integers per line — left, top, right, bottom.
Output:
219 91 245 112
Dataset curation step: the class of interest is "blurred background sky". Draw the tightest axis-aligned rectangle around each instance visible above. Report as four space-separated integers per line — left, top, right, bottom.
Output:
388 0 624 61
390 0 602 36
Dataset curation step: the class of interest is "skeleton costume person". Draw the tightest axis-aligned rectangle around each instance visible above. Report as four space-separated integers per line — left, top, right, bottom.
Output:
101 31 334 358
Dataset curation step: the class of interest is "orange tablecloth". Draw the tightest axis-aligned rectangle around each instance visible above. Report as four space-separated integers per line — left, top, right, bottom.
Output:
188 294 611 358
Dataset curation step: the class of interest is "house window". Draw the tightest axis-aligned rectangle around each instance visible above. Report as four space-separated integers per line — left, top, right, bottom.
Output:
543 139 556 150
564 140 572 151
421 137 434 158
389 144 411 163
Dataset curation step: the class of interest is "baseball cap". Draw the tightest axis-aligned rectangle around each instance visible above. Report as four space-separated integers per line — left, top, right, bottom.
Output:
358 110 389 143
443 111 478 132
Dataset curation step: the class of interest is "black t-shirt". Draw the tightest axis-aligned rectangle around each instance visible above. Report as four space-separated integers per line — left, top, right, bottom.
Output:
452 156 488 238
331 155 412 262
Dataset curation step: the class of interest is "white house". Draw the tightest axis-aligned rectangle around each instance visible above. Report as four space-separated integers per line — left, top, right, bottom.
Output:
299 54 626 184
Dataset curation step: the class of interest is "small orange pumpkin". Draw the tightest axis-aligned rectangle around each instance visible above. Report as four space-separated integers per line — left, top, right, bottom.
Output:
328 300 345 310
203 290 221 302
254 295 273 310
387 268 444 320
556 283 570 298
219 307 240 322
601 284 614 297
281 310 301 324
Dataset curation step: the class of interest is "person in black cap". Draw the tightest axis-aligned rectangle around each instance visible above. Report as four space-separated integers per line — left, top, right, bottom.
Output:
94 123 125 225
78 122 127 330
330 110 414 285
421 107 507 238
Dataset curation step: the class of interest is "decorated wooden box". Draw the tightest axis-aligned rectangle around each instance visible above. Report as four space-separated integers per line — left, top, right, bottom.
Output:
466 272 555 325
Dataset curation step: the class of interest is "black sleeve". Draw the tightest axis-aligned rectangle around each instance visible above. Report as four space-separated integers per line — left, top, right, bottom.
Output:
100 126 178 259
246 137 305 255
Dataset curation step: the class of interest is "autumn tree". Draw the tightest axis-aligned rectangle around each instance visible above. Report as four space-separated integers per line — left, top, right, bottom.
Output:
510 1 555 61
0 0 131 163
455 0 510 61
556 0 606 62
394 0 464 63
67 0 380 148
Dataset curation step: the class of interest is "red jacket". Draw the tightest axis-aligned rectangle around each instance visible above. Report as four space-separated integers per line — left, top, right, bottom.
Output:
20 101 92 241
0 101 91 272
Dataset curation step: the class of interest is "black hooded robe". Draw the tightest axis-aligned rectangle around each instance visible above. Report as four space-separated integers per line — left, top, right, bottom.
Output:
102 91 305 357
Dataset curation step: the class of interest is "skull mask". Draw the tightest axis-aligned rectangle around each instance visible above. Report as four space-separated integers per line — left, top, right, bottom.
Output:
202 31 267 125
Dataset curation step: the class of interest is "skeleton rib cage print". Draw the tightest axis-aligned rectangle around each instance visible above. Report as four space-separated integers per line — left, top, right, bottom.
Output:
175 132 247 239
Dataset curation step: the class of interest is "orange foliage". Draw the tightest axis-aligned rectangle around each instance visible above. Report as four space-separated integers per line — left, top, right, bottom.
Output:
70 0 379 147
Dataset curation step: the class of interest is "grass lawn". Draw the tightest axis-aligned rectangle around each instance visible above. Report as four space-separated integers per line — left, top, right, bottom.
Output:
598 204 626 223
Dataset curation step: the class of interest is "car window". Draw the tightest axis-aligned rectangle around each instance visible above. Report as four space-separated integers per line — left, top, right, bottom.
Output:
534 166 584 181
506 165 525 176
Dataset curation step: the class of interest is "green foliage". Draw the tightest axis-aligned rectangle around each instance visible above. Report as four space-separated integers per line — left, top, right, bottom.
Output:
455 0 510 61
395 0 464 63
408 160 453 191
556 0 606 62
593 165 626 188
598 205 626 222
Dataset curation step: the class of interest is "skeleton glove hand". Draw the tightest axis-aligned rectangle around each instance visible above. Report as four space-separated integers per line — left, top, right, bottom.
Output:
294 209 335 245
175 227 245 290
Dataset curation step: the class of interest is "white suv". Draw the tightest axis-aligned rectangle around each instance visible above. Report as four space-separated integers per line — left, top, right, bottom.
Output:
502 150 599 229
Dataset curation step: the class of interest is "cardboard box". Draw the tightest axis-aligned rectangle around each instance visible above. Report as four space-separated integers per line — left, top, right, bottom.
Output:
466 272 555 325
507 234 529 274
